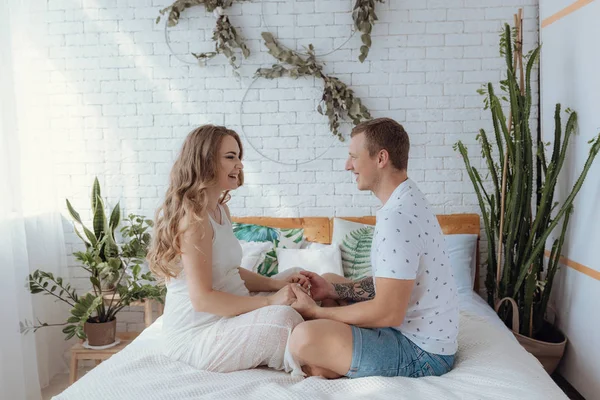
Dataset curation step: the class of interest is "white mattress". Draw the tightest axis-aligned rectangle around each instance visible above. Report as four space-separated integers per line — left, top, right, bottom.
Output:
54 293 567 400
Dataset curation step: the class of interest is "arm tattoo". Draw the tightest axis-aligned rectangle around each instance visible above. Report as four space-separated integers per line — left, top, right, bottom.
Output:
333 277 375 302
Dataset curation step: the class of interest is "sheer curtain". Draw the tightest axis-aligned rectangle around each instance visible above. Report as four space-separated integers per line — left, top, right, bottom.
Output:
1 0 71 398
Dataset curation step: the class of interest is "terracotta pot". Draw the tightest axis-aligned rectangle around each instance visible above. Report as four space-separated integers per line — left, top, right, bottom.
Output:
513 325 567 375
495 297 567 374
84 318 116 346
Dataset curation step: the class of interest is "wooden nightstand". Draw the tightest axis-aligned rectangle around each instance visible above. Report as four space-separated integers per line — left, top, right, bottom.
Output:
68 297 164 385
102 294 164 328
69 331 139 384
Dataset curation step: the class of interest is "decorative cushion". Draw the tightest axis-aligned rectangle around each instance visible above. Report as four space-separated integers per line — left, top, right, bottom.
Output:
276 245 343 277
444 234 478 293
232 223 304 277
239 241 274 273
332 218 478 289
331 218 375 280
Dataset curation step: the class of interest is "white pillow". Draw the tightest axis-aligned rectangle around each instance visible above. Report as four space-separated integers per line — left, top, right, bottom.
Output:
331 218 478 291
276 246 344 277
304 242 329 250
444 234 478 294
239 241 274 273
331 218 375 280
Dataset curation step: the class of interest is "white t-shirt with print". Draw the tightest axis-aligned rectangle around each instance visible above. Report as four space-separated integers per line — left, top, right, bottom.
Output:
371 178 459 356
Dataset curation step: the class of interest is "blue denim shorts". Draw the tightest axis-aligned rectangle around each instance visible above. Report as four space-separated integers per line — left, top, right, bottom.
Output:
346 326 455 378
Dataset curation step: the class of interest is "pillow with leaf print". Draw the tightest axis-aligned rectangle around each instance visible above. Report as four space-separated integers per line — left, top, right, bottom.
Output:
331 218 375 281
232 222 304 277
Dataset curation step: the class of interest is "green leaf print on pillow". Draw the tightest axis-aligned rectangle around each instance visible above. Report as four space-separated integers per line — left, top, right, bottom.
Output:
256 250 278 277
232 223 279 244
232 223 304 277
279 228 304 248
341 226 374 280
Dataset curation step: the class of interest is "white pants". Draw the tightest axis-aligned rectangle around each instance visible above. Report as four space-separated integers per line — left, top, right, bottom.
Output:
165 268 306 375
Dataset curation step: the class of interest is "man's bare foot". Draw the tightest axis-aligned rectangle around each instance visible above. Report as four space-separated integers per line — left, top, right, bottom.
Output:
302 364 343 379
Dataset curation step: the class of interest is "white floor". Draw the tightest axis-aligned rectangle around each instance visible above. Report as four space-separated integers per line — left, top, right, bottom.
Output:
42 367 92 400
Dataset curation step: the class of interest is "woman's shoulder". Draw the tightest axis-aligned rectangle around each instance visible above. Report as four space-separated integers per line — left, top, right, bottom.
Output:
179 210 211 237
221 203 232 221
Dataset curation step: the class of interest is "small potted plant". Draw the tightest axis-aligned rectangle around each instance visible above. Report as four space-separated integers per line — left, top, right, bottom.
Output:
21 178 165 346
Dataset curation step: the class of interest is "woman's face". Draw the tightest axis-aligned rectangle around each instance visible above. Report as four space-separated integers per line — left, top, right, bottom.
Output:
216 135 243 191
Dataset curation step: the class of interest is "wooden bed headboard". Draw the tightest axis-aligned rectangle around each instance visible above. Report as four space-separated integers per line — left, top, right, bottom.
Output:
232 214 481 290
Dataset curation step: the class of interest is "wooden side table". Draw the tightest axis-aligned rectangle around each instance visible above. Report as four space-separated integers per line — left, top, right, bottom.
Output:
69 297 165 385
102 294 163 328
69 331 139 384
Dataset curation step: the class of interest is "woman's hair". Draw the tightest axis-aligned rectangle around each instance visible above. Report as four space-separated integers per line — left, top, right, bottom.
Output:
147 125 244 280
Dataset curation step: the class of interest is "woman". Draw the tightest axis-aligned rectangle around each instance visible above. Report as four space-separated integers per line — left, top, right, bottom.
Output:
148 125 308 375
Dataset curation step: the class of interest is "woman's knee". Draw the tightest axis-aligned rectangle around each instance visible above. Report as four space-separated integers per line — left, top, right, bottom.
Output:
263 305 304 327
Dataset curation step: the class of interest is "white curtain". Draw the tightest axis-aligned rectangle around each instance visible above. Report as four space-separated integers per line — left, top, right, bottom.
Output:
1 0 71 398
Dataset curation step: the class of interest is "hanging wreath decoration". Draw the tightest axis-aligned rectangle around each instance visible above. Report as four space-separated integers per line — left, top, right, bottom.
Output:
157 0 250 71
158 0 383 67
255 32 372 141
157 0 381 140
353 0 384 62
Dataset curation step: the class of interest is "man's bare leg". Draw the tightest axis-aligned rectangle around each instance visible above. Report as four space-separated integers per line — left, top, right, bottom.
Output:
289 319 353 379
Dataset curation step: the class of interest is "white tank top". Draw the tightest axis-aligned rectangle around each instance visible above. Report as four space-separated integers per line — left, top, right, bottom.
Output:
162 205 248 332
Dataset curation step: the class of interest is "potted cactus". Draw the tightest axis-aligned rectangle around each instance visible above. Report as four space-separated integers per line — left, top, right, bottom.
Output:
455 15 600 373
21 178 165 346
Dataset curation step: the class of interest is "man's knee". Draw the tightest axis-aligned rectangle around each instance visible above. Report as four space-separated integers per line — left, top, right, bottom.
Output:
289 321 318 360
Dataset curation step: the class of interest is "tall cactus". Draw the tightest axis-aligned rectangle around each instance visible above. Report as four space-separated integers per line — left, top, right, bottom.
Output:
455 22 600 338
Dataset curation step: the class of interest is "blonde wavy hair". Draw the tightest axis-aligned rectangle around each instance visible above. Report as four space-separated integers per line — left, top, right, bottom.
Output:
147 125 244 280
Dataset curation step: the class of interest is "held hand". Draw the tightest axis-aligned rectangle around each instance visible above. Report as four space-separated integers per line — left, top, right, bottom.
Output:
267 284 297 306
299 271 336 301
285 273 311 291
290 284 319 319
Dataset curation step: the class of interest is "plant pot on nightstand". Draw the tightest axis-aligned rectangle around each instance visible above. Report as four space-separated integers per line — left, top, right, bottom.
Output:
84 318 116 346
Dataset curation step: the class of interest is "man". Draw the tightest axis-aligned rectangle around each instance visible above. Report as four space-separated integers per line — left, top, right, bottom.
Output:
289 117 459 379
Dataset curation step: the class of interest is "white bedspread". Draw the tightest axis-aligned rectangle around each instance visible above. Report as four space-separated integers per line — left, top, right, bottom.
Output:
54 296 567 400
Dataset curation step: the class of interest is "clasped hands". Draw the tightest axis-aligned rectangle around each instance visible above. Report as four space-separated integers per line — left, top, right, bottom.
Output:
269 271 337 320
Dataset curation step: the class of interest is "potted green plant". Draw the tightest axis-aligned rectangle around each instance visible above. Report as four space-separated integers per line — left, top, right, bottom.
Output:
20 178 165 346
455 15 600 374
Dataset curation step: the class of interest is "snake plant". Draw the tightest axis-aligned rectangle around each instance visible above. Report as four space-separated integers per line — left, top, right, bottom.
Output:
21 178 165 340
455 23 600 339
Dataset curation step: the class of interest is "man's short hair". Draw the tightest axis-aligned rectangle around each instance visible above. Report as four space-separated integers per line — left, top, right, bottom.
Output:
351 118 410 171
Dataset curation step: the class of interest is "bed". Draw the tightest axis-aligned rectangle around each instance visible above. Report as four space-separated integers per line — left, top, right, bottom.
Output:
53 215 567 400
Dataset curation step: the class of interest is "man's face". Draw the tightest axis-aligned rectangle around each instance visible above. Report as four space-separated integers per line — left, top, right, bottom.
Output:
345 133 378 191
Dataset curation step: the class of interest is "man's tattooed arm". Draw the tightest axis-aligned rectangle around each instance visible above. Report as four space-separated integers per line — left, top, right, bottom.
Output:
332 277 375 302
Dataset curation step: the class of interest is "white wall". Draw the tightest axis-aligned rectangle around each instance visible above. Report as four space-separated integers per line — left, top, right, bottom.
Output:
540 0 600 398
18 0 539 332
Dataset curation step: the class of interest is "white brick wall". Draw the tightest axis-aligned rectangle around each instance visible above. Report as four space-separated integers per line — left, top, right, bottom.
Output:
20 0 539 327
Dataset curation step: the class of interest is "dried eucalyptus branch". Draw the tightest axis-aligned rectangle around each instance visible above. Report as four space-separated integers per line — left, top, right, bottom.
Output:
353 0 384 62
192 14 250 70
157 0 249 70
157 0 235 25
256 33 372 140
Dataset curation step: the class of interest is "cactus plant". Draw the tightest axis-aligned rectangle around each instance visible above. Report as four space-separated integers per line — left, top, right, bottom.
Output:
455 22 600 339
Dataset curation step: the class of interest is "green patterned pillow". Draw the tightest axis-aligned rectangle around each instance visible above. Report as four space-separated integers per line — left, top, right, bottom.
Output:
331 218 375 280
232 223 304 277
